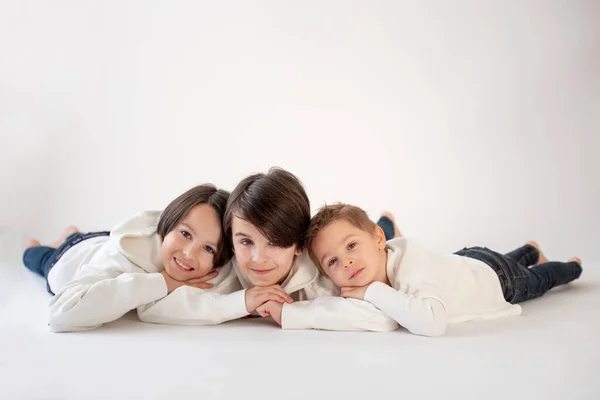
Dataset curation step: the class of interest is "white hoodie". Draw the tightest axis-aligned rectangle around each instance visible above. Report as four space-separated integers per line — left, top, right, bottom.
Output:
231 251 399 332
280 238 521 336
48 211 246 332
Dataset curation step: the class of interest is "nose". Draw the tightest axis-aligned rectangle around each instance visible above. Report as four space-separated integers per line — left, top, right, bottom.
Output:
251 246 267 263
183 241 198 258
343 259 354 269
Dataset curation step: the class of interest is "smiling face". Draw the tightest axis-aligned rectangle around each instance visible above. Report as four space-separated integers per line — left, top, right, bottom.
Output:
310 219 387 288
231 216 301 287
160 203 222 281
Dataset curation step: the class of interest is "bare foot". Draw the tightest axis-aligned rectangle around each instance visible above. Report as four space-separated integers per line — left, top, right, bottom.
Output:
568 257 582 266
25 239 41 249
50 226 79 248
526 240 548 265
381 211 402 238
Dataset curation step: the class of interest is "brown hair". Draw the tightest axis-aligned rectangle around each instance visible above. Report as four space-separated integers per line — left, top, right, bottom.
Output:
305 203 376 271
157 184 232 267
223 167 310 249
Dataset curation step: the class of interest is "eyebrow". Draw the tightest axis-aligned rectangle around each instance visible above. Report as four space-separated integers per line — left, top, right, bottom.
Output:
234 231 252 238
320 234 356 266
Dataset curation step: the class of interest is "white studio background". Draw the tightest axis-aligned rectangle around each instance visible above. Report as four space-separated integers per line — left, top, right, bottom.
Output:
1 0 598 264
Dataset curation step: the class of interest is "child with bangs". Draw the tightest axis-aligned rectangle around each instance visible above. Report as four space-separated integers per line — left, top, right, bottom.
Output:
23 184 245 332
222 167 399 331
297 203 582 337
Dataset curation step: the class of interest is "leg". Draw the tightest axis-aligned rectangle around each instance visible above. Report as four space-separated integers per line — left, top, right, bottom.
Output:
377 212 402 241
498 254 582 304
457 247 582 304
22 245 59 280
504 244 539 267
22 226 81 289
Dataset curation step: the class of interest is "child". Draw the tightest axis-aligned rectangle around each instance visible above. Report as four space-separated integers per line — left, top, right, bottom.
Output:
23 184 246 332
293 203 583 337
222 167 398 331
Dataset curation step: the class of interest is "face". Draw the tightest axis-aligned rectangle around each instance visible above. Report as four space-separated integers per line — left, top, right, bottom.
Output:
311 220 387 287
231 216 301 287
161 203 222 281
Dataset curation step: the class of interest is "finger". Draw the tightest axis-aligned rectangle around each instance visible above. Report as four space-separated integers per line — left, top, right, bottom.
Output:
187 271 218 284
265 287 293 303
258 292 288 305
256 307 270 318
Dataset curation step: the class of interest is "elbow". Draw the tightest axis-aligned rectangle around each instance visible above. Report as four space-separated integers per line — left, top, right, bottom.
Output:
47 311 79 333
408 320 446 337
410 302 448 337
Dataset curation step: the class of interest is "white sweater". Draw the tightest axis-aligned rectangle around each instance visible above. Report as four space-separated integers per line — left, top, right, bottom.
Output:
282 237 522 336
48 211 246 332
231 251 399 332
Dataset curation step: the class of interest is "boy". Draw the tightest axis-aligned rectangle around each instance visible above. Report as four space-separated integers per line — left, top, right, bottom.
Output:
274 203 582 337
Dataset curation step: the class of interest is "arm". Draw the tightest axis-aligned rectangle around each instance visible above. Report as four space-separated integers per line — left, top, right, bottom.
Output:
364 281 447 337
48 256 167 332
137 278 249 325
280 296 399 332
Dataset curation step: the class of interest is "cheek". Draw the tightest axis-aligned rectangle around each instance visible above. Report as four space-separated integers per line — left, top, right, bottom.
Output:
233 246 251 267
161 233 177 257
273 249 296 269
197 252 216 271
329 270 346 286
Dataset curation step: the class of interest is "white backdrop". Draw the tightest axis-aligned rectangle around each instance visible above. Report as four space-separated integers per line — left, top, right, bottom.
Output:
1 0 599 263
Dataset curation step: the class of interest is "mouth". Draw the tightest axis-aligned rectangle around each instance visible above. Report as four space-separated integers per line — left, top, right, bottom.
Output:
250 268 274 275
174 257 195 273
350 267 365 280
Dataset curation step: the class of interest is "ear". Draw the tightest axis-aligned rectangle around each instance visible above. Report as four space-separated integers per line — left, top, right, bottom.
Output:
294 245 302 256
374 225 387 250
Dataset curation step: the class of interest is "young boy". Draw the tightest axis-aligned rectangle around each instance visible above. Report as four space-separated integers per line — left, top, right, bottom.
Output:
294 203 583 337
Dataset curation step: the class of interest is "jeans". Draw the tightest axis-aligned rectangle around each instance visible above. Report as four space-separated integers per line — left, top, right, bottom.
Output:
377 215 396 241
455 244 582 304
22 231 110 294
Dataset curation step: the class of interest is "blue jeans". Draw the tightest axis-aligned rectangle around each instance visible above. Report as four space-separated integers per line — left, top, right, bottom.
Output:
377 216 396 241
455 245 582 304
22 231 110 294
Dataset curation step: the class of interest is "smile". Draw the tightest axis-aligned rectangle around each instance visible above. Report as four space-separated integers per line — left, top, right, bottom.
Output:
251 268 273 275
174 257 195 272
350 268 365 279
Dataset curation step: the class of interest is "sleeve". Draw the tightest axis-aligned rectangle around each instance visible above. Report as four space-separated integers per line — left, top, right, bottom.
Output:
364 281 447 337
281 296 399 332
48 255 168 332
137 276 249 325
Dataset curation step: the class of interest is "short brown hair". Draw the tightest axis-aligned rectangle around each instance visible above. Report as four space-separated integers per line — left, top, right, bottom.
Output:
223 167 310 249
305 203 376 271
157 184 232 267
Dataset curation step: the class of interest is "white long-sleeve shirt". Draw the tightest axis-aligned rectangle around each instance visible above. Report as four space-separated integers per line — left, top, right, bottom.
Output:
364 238 522 336
48 211 246 332
231 251 398 332
280 238 521 336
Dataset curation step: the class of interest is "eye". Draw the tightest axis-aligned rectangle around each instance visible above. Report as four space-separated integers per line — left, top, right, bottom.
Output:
204 245 215 254
327 257 338 268
347 242 357 250
180 230 192 239
240 239 253 246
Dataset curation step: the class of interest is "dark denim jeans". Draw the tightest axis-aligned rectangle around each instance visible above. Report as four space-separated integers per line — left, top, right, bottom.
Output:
377 215 396 241
455 244 582 304
22 231 110 294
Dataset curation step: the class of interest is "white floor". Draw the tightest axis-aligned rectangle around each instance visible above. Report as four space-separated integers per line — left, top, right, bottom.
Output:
1 233 599 400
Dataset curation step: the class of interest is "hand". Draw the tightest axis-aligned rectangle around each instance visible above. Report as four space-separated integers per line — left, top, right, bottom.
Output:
245 285 293 313
256 300 283 326
160 270 218 294
340 284 370 301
